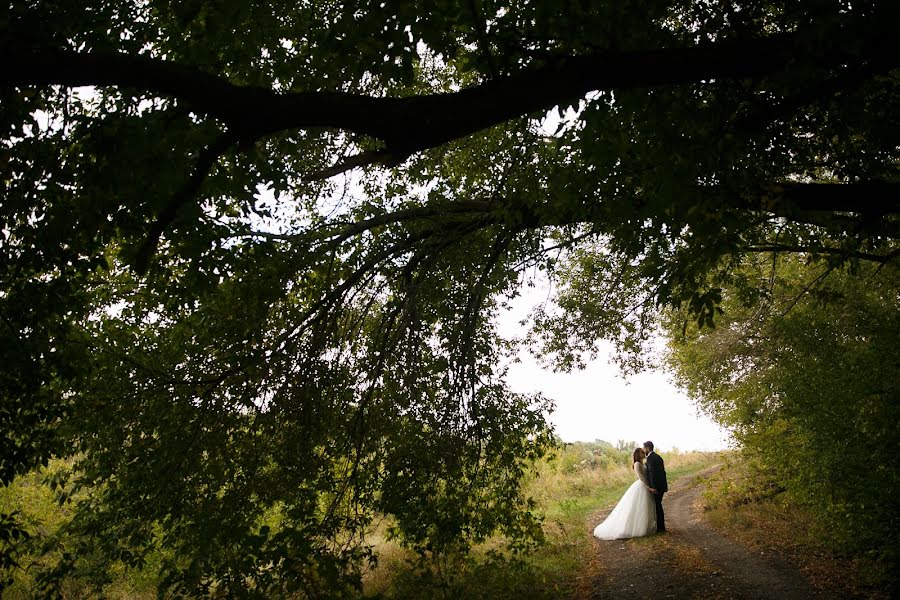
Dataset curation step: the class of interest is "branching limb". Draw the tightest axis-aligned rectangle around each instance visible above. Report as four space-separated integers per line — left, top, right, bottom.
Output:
743 243 900 264
509 228 600 270
7 26 895 154
134 132 238 273
221 199 496 246
780 264 836 317
302 149 409 182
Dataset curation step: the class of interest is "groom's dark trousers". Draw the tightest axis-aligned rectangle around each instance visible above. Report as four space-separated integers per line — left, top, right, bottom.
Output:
646 451 668 532
651 491 665 532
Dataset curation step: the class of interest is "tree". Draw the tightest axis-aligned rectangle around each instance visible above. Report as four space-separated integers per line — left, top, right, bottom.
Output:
1 0 899 595
663 254 900 576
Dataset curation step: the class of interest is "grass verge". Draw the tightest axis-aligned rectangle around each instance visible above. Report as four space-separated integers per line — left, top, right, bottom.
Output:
364 447 723 599
700 457 895 599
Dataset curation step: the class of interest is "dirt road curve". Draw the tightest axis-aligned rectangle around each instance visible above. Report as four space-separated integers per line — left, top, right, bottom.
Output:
584 466 838 600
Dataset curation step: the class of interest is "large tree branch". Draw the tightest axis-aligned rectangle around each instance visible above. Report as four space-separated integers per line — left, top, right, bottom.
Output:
743 244 900 264
739 182 900 238
755 182 900 215
6 29 896 258
232 182 900 251
5 27 895 155
711 182 900 236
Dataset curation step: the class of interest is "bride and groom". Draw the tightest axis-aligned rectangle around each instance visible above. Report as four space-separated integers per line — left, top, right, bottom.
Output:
593 441 668 540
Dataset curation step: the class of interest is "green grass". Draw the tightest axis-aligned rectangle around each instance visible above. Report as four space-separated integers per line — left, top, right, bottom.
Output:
363 446 724 599
1 448 722 599
0 461 165 600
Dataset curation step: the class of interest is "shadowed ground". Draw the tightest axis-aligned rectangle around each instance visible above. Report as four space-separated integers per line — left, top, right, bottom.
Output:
583 466 838 600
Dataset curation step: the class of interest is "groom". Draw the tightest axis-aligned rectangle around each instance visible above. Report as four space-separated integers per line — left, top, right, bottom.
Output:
643 441 668 533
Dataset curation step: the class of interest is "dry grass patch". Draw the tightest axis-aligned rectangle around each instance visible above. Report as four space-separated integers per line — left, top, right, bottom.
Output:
668 540 717 576
630 532 718 577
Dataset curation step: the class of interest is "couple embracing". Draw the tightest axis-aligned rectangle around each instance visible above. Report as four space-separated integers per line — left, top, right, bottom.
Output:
593 441 668 540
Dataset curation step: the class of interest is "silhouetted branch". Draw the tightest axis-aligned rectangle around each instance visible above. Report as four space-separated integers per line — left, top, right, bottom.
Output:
6 26 895 155
302 149 408 182
134 132 237 273
743 244 900 264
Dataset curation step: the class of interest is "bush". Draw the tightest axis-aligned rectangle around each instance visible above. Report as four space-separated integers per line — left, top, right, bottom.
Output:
668 257 900 575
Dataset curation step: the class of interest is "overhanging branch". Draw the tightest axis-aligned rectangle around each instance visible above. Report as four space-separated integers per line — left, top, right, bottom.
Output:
743 244 900 264
302 149 408 182
232 183 900 251
5 26 895 155
133 132 238 273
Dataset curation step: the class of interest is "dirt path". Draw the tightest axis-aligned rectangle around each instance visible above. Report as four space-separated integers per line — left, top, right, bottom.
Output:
583 466 838 600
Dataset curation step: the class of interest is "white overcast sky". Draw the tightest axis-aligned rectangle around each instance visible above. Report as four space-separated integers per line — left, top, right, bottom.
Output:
496 280 731 452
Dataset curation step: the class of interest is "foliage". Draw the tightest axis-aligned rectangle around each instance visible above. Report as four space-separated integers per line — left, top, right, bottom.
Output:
356 443 720 599
0 445 718 598
701 455 896 596
2 0 900 596
665 254 900 574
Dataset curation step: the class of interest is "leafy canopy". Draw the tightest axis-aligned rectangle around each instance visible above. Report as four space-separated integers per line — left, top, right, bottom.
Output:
664 254 900 571
1 0 899 595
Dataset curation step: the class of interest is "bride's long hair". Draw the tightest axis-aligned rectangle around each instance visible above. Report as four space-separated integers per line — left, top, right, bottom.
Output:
632 447 645 464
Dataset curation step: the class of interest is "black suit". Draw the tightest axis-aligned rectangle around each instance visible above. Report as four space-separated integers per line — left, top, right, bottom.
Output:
646 451 668 532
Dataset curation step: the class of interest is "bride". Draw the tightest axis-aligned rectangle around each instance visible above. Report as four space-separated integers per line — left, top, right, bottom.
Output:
592 447 657 540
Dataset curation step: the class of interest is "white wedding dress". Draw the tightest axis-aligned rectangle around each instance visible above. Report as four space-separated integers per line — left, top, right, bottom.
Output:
592 461 657 540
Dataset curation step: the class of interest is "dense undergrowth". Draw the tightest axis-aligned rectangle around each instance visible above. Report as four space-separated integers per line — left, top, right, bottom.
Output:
0 442 719 599
701 454 897 598
362 441 719 599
